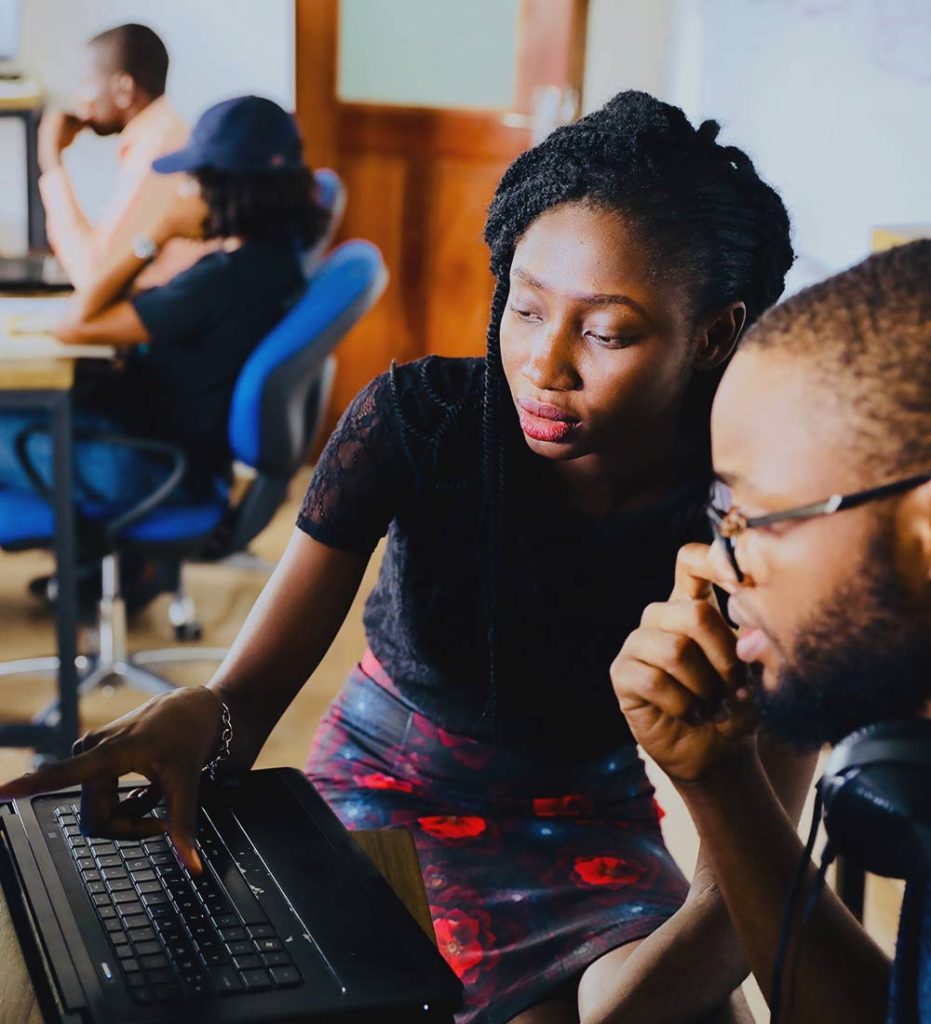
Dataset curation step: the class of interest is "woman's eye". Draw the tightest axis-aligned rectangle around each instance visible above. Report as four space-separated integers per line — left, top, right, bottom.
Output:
584 330 638 348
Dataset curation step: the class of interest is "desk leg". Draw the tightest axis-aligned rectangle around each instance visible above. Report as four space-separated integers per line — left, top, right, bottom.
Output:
24 109 48 253
50 392 78 757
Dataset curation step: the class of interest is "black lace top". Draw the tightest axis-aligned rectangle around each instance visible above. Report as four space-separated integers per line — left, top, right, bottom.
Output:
298 356 711 763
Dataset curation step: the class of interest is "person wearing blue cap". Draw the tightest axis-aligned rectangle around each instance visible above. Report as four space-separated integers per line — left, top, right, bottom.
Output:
2 95 327 499
0 95 330 610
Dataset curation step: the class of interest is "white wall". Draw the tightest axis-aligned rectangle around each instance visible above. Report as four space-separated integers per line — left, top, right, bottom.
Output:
0 0 294 253
582 0 931 289
583 0 674 111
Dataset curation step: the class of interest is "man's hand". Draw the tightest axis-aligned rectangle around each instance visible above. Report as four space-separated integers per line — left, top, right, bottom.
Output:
38 111 85 174
611 543 757 783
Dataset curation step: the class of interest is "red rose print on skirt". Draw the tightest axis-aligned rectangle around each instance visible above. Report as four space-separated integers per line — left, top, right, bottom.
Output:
432 907 498 985
418 815 487 841
571 855 642 889
354 771 414 793
533 794 594 817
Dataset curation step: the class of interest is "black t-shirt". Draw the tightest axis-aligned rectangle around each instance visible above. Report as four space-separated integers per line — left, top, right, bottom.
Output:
298 356 711 763
80 242 303 485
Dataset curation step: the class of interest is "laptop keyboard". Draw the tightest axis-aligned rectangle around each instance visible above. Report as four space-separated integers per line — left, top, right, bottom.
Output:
54 803 303 1005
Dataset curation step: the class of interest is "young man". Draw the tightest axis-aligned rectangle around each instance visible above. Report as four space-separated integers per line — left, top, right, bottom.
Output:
611 239 931 1023
38 23 207 289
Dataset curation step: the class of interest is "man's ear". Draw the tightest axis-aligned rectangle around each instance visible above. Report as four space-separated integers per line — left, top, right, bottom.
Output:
902 478 931 585
111 71 136 111
695 301 747 371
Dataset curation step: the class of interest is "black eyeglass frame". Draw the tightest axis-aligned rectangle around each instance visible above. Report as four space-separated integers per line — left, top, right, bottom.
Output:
705 471 931 581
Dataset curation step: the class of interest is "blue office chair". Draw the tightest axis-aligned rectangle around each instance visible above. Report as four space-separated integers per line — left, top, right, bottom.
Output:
0 239 387 722
304 167 347 275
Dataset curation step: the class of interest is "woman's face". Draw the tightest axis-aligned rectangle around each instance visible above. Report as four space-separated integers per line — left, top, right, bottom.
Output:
499 202 703 465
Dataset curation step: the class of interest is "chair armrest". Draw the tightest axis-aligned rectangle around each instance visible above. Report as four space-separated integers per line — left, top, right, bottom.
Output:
12 424 187 539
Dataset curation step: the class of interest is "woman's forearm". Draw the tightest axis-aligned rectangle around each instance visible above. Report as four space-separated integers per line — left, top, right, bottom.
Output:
207 531 369 770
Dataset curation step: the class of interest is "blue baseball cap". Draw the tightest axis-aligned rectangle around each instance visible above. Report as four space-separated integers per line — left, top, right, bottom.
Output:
152 95 304 175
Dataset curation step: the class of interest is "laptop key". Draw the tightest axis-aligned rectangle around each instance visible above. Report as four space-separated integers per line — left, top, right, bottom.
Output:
117 946 136 960
209 966 242 994
247 924 275 939
255 938 283 953
107 879 133 893
100 867 128 881
219 926 246 942
118 901 146 918
144 968 175 986
129 869 157 883
203 951 230 967
97 906 118 921
122 913 149 929
225 940 254 957
261 952 291 968
110 932 129 947
113 891 141 904
127 927 157 944
122 958 140 974
240 968 272 991
136 881 164 896
124 858 149 872
232 954 261 971
127 972 148 988
134 941 163 957
86 881 106 895
104 918 124 933
142 892 169 908
96 856 122 869
269 965 301 988
152 983 182 1001
141 954 169 970
92 894 112 908
214 914 239 929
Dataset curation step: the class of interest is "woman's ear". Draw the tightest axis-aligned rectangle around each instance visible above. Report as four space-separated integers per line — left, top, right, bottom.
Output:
695 301 747 371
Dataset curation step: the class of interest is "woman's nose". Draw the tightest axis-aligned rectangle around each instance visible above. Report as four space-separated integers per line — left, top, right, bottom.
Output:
522 326 579 392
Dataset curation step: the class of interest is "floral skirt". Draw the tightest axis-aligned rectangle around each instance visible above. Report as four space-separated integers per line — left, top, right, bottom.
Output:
305 651 689 1024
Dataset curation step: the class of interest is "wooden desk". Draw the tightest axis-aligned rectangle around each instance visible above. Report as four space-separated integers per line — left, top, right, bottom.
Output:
0 829 438 1023
0 356 79 758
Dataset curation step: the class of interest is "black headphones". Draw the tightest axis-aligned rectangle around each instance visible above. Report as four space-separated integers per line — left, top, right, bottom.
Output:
770 717 931 1023
819 717 931 881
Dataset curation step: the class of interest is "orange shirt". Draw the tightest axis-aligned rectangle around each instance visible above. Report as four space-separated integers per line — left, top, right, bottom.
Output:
39 96 211 290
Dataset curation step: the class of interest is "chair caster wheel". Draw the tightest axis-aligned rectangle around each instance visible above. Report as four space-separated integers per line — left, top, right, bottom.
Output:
174 622 203 642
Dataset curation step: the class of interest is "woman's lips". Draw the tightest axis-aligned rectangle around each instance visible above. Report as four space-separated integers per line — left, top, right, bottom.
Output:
517 399 579 443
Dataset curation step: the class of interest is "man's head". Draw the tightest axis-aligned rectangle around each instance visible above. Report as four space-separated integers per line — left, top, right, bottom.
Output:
710 239 931 747
76 24 169 135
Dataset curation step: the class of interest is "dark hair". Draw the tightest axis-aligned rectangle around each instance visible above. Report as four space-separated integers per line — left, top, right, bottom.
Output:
742 238 931 477
479 90 795 735
89 23 169 99
195 167 331 248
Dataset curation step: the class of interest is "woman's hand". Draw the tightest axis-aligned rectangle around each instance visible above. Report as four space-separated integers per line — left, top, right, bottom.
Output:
611 543 757 783
0 687 224 873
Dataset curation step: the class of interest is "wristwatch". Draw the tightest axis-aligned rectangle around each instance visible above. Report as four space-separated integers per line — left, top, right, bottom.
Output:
132 234 159 262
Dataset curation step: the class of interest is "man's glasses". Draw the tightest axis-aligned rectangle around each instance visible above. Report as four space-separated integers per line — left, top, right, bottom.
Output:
705 471 931 581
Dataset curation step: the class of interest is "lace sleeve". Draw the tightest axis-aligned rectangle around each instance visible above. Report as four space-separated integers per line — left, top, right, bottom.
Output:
296 371 408 556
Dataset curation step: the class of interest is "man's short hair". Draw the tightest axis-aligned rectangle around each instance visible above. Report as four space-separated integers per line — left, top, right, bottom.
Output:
89 23 169 99
741 239 931 477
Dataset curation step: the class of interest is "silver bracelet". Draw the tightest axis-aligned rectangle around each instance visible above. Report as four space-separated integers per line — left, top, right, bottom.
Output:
202 699 233 780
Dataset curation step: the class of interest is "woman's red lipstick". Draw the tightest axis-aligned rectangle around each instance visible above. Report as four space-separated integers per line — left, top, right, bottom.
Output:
517 398 579 443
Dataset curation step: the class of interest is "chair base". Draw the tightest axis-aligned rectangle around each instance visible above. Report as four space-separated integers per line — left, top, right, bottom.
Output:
0 553 227 729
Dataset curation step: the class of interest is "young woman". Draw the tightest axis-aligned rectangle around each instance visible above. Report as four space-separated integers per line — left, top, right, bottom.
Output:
1 92 807 1024
0 94 328 507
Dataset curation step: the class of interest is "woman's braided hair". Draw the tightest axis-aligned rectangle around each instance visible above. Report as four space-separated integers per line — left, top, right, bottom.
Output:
478 90 794 737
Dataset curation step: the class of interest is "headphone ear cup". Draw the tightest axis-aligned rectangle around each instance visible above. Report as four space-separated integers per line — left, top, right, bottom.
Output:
821 721 931 881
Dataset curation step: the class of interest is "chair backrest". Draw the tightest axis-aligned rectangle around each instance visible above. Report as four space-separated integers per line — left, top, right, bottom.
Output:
229 239 387 478
303 168 347 276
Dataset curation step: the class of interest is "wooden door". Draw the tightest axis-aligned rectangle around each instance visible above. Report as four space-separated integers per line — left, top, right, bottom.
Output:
295 0 588 428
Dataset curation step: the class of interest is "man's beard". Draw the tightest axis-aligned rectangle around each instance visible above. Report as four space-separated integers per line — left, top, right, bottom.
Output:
750 529 931 749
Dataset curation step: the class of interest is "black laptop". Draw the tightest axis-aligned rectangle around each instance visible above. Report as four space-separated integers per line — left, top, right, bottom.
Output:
0 254 71 292
0 768 462 1023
